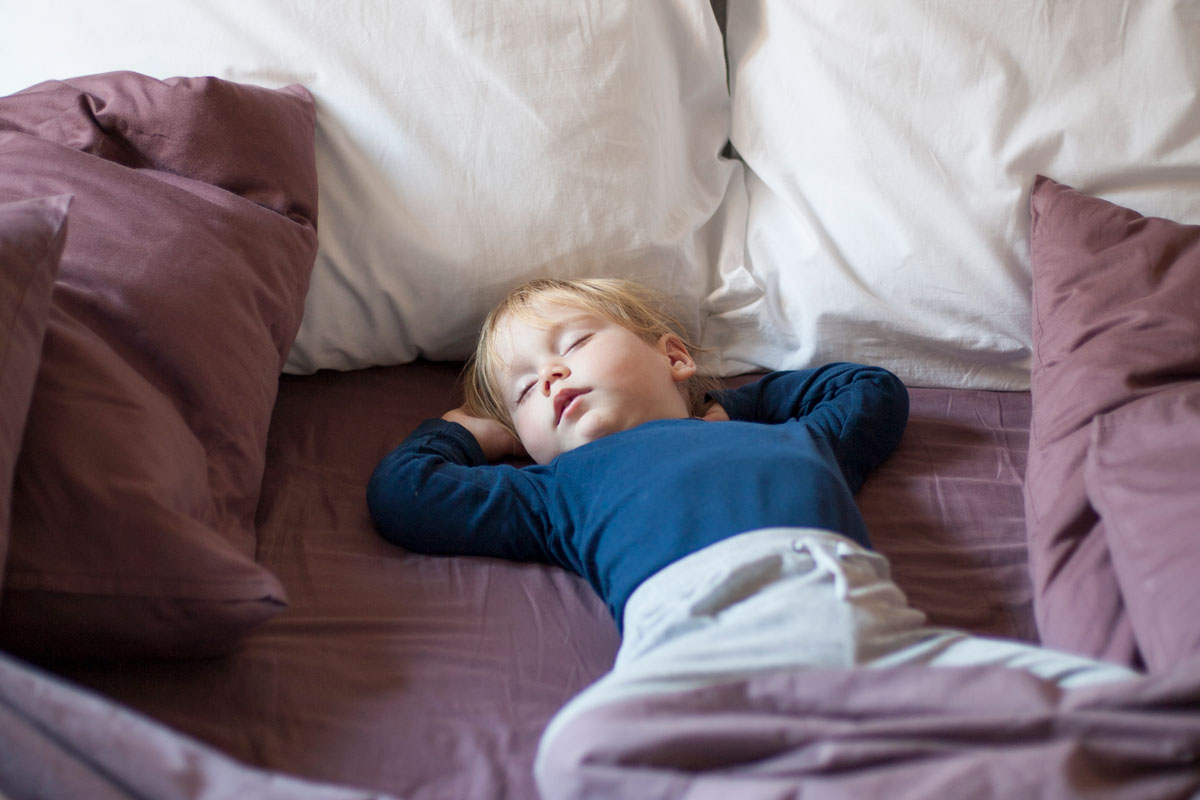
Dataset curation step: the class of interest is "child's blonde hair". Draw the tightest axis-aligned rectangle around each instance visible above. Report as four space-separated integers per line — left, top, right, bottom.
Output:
462 277 717 435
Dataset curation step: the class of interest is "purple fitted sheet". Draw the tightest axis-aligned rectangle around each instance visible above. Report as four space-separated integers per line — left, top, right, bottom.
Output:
39 364 1045 799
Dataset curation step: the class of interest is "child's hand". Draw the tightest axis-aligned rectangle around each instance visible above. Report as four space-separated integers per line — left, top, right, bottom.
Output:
443 407 526 461
700 401 730 422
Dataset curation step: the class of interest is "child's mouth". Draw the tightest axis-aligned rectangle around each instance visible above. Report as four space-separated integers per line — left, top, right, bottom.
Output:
554 388 590 425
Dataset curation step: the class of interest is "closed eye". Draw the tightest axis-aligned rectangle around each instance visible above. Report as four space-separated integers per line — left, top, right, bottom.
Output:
564 333 591 353
515 381 535 405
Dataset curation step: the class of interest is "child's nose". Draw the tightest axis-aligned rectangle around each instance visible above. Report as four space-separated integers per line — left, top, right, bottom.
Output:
539 362 570 396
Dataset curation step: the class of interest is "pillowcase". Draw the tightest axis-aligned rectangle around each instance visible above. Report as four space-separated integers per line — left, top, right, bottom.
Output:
1025 175 1200 668
0 72 319 660
712 0 1200 388
1086 387 1200 672
0 0 748 374
0 195 68 595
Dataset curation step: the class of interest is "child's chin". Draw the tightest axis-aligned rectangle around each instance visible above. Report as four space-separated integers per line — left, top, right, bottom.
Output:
548 433 600 462
573 413 625 443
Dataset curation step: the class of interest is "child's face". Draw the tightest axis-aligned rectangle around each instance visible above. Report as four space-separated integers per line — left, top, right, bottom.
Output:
492 299 696 464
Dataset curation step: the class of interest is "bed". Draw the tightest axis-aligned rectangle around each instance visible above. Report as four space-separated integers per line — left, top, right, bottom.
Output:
1 1 1199 798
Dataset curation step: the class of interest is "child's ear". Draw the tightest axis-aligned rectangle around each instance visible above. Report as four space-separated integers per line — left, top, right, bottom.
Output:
658 333 697 383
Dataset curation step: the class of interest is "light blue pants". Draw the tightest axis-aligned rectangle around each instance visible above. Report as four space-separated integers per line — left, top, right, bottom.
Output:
537 527 1139 778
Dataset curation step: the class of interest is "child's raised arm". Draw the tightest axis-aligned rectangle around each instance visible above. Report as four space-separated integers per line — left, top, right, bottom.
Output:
367 418 550 563
711 363 909 492
442 406 526 462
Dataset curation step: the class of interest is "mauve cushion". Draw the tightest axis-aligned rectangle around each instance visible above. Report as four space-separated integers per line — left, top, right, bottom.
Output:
0 72 318 660
1086 386 1200 671
1025 175 1200 668
0 195 68 595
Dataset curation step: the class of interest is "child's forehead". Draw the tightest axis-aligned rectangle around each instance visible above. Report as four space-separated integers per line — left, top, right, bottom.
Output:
489 301 603 367
497 297 601 333
512 293 592 319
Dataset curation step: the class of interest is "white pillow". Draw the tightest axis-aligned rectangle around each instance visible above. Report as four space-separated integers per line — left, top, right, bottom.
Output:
1 0 745 372
706 0 1200 388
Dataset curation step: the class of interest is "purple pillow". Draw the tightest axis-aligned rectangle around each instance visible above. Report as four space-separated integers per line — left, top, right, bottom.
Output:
1026 175 1200 669
0 72 319 660
1085 386 1200 671
0 195 67 595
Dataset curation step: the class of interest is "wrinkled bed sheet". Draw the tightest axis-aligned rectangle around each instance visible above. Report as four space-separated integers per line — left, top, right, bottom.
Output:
7 363 1147 799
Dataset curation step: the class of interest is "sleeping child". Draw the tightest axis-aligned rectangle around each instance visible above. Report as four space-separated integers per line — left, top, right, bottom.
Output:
366 276 1137 794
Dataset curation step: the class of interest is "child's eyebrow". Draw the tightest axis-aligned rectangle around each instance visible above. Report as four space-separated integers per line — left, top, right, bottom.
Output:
548 313 597 332
525 311 597 342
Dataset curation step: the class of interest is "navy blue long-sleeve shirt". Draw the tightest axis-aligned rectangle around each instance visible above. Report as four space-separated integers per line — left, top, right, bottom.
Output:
367 363 908 625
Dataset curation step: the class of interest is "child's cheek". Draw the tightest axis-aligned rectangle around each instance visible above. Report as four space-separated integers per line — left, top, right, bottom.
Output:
515 411 550 454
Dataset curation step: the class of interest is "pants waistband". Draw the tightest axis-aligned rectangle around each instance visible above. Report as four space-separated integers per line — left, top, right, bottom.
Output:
621 527 873 633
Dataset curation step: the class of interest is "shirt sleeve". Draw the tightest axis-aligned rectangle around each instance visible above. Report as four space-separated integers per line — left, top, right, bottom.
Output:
711 363 909 493
366 419 554 563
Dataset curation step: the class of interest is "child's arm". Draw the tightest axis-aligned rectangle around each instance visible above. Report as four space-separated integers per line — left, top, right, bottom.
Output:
367 418 552 563
442 406 526 461
711 363 909 492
